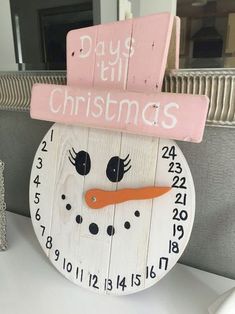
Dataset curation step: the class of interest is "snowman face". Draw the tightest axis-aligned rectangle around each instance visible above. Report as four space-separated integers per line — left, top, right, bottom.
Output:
30 123 195 295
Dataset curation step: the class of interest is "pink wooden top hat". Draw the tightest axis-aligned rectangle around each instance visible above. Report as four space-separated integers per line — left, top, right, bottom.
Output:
30 12 209 143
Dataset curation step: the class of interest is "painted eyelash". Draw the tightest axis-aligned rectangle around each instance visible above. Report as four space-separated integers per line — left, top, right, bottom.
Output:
68 148 77 166
123 154 132 174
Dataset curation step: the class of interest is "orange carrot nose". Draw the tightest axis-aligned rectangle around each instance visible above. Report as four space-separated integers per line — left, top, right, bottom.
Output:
85 186 171 209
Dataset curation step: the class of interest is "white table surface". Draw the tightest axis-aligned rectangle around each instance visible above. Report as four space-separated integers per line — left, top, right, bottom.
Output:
0 212 234 314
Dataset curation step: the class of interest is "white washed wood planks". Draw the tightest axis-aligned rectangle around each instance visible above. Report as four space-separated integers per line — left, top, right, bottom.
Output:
75 128 121 292
30 129 195 294
48 125 89 282
107 134 159 293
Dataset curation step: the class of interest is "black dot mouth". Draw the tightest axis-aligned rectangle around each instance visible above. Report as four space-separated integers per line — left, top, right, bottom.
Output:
124 221 131 229
134 210 140 217
66 204 72 210
76 215 83 224
107 225 115 236
61 194 142 236
89 223 99 235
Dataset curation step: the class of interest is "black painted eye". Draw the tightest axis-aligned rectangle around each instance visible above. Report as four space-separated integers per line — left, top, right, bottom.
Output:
69 148 91 176
106 154 131 182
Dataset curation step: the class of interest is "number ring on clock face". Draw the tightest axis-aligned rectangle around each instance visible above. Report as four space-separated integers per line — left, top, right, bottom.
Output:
29 123 195 295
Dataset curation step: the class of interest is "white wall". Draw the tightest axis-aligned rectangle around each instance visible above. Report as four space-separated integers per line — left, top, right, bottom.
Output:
95 0 176 23
0 0 17 70
100 0 117 23
131 0 176 17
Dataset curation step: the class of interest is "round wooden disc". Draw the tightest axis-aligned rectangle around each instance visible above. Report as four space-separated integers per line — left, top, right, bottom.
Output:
29 123 195 295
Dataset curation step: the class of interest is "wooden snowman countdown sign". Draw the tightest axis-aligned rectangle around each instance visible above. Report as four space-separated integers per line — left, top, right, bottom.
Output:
30 13 209 295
